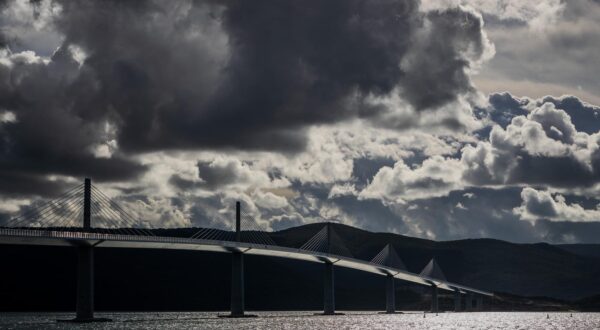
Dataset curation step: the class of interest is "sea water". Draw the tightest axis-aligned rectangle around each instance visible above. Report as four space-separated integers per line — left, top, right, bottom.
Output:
1 311 599 329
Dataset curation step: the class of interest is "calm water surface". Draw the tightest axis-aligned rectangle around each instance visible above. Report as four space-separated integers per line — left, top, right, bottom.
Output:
1 311 599 329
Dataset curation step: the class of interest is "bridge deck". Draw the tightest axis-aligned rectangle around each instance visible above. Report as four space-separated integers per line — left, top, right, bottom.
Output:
0 228 492 296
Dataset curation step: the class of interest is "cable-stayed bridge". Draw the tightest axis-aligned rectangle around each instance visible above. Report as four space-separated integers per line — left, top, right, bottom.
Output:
0 178 492 322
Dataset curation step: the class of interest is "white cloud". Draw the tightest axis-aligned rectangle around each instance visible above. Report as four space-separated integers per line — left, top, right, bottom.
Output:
515 187 600 222
328 183 358 199
0 198 30 213
0 111 16 124
421 0 563 25
252 190 288 209
462 101 600 186
359 156 464 203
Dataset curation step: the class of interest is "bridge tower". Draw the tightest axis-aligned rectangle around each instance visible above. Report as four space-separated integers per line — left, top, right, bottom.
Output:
370 244 406 314
301 222 352 315
61 178 109 323
225 201 255 318
419 258 446 314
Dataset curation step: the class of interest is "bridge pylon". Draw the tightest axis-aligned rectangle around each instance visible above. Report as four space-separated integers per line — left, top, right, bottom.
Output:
222 201 256 318
60 178 110 323
300 222 351 315
419 258 446 314
370 244 406 314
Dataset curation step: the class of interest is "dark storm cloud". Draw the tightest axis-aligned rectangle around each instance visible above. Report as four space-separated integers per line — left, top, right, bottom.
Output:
0 44 147 196
50 0 489 152
169 158 262 191
0 0 492 197
196 161 241 189
399 7 487 110
0 172 71 198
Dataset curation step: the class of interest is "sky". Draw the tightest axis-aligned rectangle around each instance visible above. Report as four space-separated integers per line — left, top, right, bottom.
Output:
1 0 600 243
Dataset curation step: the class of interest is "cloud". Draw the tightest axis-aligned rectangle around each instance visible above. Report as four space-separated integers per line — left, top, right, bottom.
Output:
0 46 147 196
359 156 464 203
473 0 600 105
421 0 563 26
0 0 495 201
252 190 289 209
169 156 289 192
398 6 494 110
328 183 358 199
14 0 492 153
515 187 600 222
463 100 600 188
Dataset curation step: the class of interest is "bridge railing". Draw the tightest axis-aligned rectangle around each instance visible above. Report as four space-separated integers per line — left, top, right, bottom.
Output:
0 227 187 244
0 227 276 249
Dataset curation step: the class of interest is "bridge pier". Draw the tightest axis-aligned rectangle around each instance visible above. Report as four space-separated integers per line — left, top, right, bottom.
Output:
466 293 474 311
230 251 245 316
430 285 439 313
475 295 483 311
76 245 94 320
323 261 336 315
454 290 461 312
385 274 396 313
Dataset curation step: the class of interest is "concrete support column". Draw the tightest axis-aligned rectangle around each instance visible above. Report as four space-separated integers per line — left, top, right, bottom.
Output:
323 261 335 315
75 245 94 320
454 291 461 312
230 251 245 316
385 274 395 313
466 293 474 311
431 285 438 313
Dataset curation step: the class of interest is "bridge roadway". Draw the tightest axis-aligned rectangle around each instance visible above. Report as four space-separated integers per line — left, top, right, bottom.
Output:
0 228 492 296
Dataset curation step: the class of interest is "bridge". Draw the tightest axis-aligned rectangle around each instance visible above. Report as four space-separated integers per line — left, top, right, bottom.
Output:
0 178 492 322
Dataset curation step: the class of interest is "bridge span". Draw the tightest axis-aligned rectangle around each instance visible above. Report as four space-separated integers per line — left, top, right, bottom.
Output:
0 178 492 322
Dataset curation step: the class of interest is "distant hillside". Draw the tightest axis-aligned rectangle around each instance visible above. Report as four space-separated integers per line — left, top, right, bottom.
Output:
576 294 600 311
0 222 599 311
271 223 600 301
557 244 600 259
